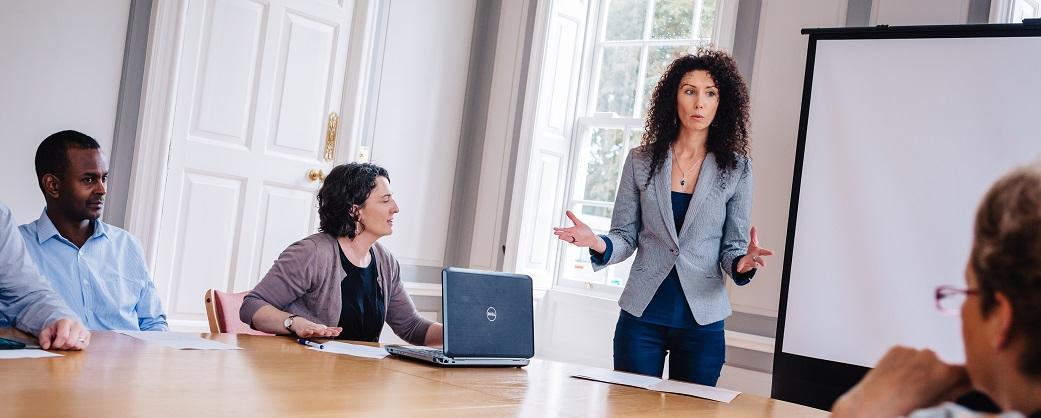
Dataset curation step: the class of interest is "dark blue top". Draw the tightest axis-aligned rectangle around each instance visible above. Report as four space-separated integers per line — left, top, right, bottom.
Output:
337 247 385 342
591 191 755 328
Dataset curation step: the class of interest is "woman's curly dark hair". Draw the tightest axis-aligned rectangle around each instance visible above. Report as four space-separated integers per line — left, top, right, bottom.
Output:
317 162 389 239
642 48 751 187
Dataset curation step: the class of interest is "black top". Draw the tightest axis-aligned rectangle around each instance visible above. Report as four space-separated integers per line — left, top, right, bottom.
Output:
337 247 385 342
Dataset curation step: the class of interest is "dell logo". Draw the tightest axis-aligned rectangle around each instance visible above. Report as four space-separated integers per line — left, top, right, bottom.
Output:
486 307 497 322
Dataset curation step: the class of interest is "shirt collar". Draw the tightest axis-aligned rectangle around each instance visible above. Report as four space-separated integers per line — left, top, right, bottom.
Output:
34 209 107 244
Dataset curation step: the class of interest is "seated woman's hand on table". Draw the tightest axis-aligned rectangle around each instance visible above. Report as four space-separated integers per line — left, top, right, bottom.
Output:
290 317 342 338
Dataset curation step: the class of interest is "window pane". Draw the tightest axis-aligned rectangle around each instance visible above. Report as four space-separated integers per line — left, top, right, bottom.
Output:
582 203 612 220
604 0 648 41
628 128 646 151
641 45 690 116
698 0 717 39
576 202 613 233
1013 0 1041 21
651 0 694 39
596 46 642 116
583 128 626 207
562 243 606 284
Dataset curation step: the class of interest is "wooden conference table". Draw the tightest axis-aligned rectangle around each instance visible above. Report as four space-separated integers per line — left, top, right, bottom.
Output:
2 331 827 417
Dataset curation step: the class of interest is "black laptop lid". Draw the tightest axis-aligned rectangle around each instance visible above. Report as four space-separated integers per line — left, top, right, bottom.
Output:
442 267 535 359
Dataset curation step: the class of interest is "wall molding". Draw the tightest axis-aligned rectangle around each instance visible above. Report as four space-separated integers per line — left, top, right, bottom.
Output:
444 0 501 269
731 302 779 318
468 0 534 271
725 330 775 354
403 282 442 297
106 0 154 229
341 0 391 161
169 318 209 333
502 0 553 276
989 0 1014 22
124 0 187 272
716 0 742 51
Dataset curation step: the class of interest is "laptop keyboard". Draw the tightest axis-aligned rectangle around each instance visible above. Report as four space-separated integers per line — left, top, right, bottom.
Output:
411 347 445 357
391 346 445 357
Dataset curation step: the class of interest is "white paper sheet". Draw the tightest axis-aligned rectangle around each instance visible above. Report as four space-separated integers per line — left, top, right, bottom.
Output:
0 349 63 359
648 379 740 403
114 331 242 350
308 341 388 359
572 367 740 403
572 368 661 389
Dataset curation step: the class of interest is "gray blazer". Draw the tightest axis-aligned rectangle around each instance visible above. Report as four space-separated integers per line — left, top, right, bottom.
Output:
592 147 753 325
240 233 433 345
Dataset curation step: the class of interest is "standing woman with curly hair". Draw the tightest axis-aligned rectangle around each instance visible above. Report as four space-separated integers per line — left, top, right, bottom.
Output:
241 163 443 345
554 49 773 385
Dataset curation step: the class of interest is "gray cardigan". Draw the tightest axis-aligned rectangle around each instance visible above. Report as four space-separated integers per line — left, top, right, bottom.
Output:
592 147 753 325
240 233 433 345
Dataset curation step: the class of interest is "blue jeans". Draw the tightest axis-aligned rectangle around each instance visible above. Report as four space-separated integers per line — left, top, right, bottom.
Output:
613 311 725 386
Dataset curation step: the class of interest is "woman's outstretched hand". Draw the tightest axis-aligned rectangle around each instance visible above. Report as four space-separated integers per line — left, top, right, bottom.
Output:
736 226 774 274
553 210 607 253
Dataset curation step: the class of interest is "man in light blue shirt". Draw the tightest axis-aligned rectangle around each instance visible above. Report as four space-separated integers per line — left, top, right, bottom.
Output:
19 130 167 331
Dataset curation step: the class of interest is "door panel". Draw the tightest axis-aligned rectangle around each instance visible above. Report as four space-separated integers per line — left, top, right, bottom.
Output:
168 172 245 316
269 12 339 159
253 184 317 281
191 0 267 145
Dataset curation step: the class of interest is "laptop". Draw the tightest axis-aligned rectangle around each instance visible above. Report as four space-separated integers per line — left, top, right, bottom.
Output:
385 267 534 367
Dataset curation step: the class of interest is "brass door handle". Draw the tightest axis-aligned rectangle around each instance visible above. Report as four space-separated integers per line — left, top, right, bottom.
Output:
307 169 326 183
324 112 338 162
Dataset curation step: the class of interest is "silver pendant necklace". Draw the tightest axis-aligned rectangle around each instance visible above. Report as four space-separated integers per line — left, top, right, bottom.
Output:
674 147 701 188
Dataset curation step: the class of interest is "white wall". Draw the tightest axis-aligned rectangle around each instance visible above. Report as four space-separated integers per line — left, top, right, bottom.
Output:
871 0 971 25
0 0 130 224
731 0 979 317
732 0 849 317
369 0 477 268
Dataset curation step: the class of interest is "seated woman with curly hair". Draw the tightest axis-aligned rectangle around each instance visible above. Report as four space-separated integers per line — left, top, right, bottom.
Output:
240 163 442 345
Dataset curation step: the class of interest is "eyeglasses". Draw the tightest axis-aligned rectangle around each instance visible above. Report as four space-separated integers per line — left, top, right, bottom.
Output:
934 285 979 315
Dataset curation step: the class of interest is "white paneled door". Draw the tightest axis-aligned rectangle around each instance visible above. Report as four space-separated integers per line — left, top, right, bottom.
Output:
155 0 354 325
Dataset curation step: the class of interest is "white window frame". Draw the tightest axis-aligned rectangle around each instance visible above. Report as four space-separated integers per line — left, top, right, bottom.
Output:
552 0 740 298
990 0 1041 22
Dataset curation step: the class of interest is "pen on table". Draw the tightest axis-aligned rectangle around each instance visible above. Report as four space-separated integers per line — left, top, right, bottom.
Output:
297 338 325 350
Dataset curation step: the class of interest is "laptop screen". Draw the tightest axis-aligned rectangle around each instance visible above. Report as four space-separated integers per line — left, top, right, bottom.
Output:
442 267 534 358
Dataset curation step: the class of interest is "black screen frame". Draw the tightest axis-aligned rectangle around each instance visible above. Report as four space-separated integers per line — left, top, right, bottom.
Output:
771 22 1041 411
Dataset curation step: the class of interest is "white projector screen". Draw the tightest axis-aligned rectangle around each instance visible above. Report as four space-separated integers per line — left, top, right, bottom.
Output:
782 35 1041 369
